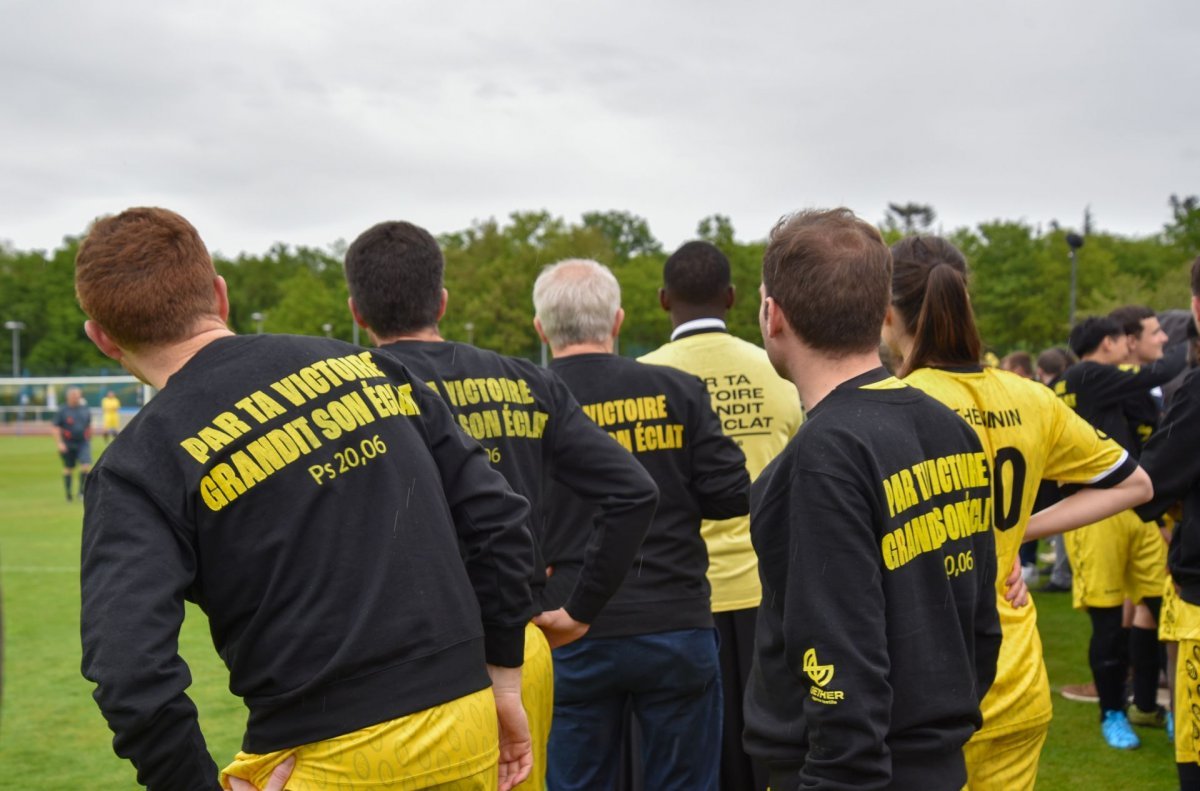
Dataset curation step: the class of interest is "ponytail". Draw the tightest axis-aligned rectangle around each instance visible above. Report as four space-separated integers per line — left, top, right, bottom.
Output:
890 236 983 377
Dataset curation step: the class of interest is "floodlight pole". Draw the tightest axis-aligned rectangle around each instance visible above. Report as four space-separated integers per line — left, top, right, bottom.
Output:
322 323 333 339
4 320 25 377
251 311 265 335
1065 232 1085 329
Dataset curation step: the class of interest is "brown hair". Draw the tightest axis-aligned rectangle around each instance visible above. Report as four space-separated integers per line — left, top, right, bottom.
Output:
1000 351 1034 378
1191 255 1200 297
75 207 218 349
889 236 982 377
762 208 891 356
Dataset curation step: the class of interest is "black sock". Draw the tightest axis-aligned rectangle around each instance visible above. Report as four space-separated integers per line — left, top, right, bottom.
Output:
64 473 72 498
80 471 89 495
1089 606 1128 713
1178 762 1200 790
1131 625 1161 712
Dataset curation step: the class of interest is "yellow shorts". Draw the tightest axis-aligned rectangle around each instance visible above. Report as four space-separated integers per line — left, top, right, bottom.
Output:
221 687 498 790
962 722 1047 791
1066 510 1167 609
517 622 554 791
1176 638 1200 765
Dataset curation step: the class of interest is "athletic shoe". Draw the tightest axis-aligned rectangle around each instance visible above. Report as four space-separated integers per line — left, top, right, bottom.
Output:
1128 705 1167 728
1061 682 1100 702
1021 563 1039 585
1038 581 1071 593
1167 711 1175 741
1101 710 1140 750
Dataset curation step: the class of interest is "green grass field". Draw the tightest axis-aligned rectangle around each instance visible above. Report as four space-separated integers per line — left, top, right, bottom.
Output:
0 434 1180 789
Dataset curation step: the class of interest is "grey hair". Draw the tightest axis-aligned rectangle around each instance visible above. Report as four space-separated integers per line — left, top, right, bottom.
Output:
533 259 621 347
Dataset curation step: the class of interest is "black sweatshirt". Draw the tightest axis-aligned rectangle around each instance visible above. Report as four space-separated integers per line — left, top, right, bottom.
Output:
1054 344 1186 456
378 340 658 621
80 335 534 791
743 369 1000 791
543 353 749 638
1137 368 1200 604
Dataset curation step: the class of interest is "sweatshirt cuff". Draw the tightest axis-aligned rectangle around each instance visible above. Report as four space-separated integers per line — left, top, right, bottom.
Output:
563 586 604 625
484 624 527 667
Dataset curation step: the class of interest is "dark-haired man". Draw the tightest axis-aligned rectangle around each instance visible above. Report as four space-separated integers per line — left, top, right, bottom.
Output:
533 258 750 791
1056 315 1184 748
1134 257 1200 787
745 208 1000 791
343 219 660 790
77 208 536 791
639 240 801 791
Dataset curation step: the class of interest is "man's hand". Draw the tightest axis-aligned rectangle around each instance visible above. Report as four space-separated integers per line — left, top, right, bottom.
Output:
227 756 294 791
531 608 589 649
1003 555 1030 609
487 664 532 791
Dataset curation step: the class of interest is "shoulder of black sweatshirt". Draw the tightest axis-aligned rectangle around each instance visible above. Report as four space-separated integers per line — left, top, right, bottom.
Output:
378 341 658 622
1135 367 1200 604
544 353 749 638
744 368 1000 790
80 334 534 790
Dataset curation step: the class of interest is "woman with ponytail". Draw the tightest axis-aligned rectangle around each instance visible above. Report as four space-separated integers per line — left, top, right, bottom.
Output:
882 236 1153 789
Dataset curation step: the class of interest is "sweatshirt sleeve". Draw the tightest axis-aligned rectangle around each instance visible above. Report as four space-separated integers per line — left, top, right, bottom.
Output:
80 468 221 791
684 377 751 520
410 378 535 667
1075 346 1187 407
784 468 893 789
1136 372 1200 523
545 375 659 623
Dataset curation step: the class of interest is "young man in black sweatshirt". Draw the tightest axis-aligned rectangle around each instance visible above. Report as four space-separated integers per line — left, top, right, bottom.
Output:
743 208 1001 791
1135 257 1200 788
532 258 750 791
76 208 536 791
342 219 660 789
1055 315 1184 748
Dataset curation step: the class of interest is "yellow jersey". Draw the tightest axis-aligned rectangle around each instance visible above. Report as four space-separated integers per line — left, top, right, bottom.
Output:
640 329 802 611
905 366 1129 737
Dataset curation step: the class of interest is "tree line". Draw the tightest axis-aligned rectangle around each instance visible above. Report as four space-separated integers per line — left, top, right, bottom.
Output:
2 200 1199 377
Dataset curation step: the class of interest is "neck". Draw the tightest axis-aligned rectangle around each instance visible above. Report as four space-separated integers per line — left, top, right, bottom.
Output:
550 340 612 358
371 325 444 345
786 348 882 411
669 305 726 329
125 323 234 389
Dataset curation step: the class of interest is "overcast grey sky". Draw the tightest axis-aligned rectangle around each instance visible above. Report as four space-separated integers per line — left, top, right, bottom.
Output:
3 1 1198 256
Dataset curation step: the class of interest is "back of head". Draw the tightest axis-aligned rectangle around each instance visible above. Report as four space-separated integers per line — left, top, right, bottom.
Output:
1035 347 1069 380
1192 255 1200 298
889 235 982 377
1000 351 1034 378
1108 305 1154 338
663 241 731 306
1069 316 1122 359
75 207 217 350
344 221 444 337
761 208 891 357
533 259 621 347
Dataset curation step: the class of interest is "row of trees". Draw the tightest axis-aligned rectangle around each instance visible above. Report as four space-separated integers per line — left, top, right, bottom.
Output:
2 201 1199 376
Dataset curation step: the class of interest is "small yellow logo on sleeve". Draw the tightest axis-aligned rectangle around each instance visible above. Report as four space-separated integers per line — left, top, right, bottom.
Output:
803 648 835 687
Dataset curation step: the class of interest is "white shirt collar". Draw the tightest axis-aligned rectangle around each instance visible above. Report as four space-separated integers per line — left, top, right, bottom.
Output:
670 317 727 341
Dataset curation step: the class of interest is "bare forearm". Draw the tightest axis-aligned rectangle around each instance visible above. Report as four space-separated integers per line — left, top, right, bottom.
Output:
1025 467 1153 541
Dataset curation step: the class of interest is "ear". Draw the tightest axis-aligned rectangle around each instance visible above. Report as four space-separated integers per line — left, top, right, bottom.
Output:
762 296 785 339
533 317 549 345
436 289 449 322
658 287 670 312
84 320 123 362
214 276 230 323
612 308 625 339
725 285 736 310
348 297 368 329
883 304 896 329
